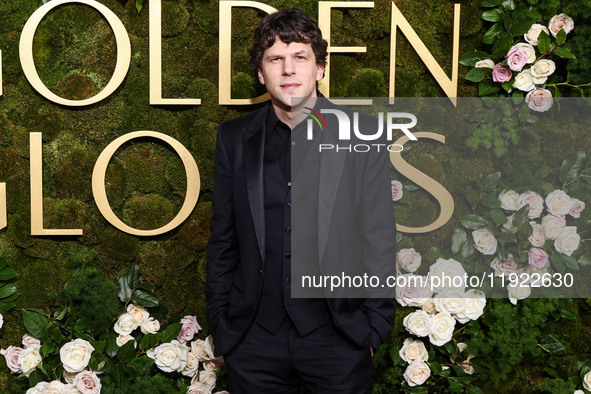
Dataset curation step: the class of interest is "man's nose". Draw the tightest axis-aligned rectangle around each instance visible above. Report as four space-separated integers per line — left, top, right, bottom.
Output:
282 58 295 75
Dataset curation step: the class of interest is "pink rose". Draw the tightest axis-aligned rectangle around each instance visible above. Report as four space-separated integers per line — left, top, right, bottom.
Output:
528 248 549 270
396 274 430 307
569 198 585 218
73 371 102 394
391 180 403 201
187 382 212 394
490 254 523 277
505 48 529 71
526 88 553 112
22 334 41 348
548 13 574 37
492 64 512 82
0 346 23 374
517 191 544 218
177 315 202 344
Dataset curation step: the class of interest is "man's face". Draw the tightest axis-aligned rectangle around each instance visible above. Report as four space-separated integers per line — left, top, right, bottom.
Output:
258 38 324 108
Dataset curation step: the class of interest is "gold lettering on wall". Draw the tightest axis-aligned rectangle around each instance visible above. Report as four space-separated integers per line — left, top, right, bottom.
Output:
92 131 200 236
0 184 6 230
390 132 454 233
0 50 3 97
390 2 460 104
318 1 374 97
30 133 83 235
19 0 131 106
150 0 200 105
218 1 274 105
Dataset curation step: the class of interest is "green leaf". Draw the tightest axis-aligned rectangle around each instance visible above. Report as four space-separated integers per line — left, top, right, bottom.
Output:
92 340 106 354
481 0 502 6
118 341 137 364
554 46 575 59
105 333 119 358
23 309 50 339
460 51 492 67
451 227 468 255
128 356 155 374
0 267 17 281
490 209 507 226
429 361 443 374
0 283 16 298
466 186 480 208
560 309 576 320
512 204 530 228
497 231 517 246
466 68 489 83
539 335 566 353
135 0 144 13
492 32 512 58
556 29 566 45
517 221 533 242
578 255 591 267
482 8 504 22
131 289 159 308
460 214 489 230
482 172 501 192
127 265 141 289
483 23 503 44
160 323 183 343
40 340 56 357
481 194 501 208
0 257 7 271
559 151 585 183
479 82 500 96
430 246 444 260
0 302 16 314
468 386 485 394
118 276 132 303
511 18 534 36
550 254 566 273
538 31 552 53
140 334 161 352
497 245 508 261
561 255 579 271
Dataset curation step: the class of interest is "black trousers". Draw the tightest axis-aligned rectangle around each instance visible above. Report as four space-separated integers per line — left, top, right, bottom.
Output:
224 318 373 394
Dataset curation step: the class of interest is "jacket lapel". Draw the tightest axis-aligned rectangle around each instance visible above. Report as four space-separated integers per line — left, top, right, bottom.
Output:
243 106 270 264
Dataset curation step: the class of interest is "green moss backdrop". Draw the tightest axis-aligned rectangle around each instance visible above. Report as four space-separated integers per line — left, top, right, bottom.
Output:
0 0 589 392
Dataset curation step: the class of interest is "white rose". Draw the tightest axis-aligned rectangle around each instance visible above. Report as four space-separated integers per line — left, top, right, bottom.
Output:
403 360 431 387
44 380 66 394
475 59 494 68
526 88 553 112
203 359 224 373
542 214 565 240
63 384 80 394
472 228 498 256
26 382 48 394
116 334 136 348
490 254 523 278
73 370 101 394
524 23 550 45
391 180 403 201
529 221 546 247
421 299 437 315
147 340 188 373
114 313 139 336
512 43 536 64
554 226 580 256
198 370 217 392
127 304 149 324
397 274 431 307
508 282 531 305
433 288 466 315
396 248 422 273
428 312 456 346
530 59 556 80
403 310 432 337
498 190 519 210
59 339 94 373
1 345 23 374
191 336 215 362
399 338 429 363
429 258 466 292
583 370 591 390
518 191 544 218
186 382 212 394
62 370 77 385
181 350 200 377
575 390 585 394
502 214 518 233
545 190 573 216
19 344 42 377
140 317 161 335
548 13 574 37
569 198 585 218
22 334 41 348
454 289 486 323
513 69 536 92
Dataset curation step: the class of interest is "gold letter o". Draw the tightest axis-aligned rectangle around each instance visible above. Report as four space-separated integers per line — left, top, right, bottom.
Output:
19 0 131 106
92 131 200 236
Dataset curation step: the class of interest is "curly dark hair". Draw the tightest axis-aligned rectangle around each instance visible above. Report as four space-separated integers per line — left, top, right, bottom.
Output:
248 8 328 71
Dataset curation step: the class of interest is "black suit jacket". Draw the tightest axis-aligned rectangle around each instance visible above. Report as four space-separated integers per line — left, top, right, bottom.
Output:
205 100 397 357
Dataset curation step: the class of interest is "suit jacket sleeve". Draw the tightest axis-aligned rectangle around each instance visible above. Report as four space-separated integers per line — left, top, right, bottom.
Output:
205 124 239 334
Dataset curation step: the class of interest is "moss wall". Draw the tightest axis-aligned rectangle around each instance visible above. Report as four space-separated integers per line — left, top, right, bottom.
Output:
0 0 589 392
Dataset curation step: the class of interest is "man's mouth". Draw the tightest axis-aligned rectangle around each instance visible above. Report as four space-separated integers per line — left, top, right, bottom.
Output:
281 83 301 89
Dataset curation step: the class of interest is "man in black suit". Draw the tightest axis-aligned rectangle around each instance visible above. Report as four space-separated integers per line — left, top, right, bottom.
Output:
205 8 396 393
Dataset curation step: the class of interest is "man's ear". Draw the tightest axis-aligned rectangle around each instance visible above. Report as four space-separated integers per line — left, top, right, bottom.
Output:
316 63 325 81
258 68 265 85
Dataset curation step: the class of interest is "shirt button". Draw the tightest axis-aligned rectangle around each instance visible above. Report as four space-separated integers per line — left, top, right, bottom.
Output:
252 304 256 310
286 226 291 233
291 141 296 145
287 182 292 187
287 201 292 207
284 277 291 284
259 269 263 275
285 252 291 259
